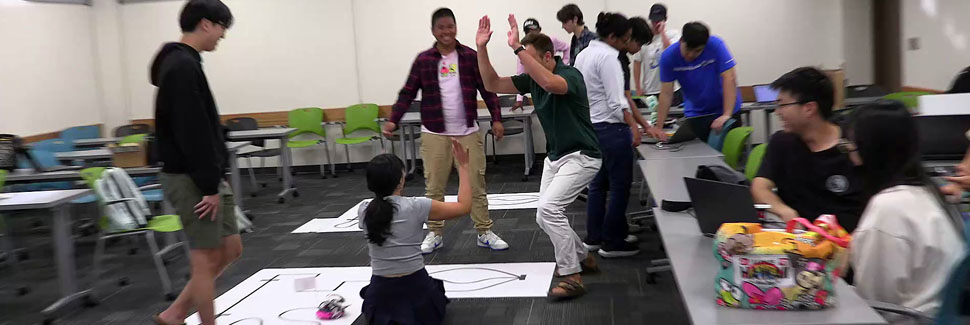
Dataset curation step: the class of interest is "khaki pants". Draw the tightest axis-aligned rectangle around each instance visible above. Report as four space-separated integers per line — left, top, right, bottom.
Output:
421 132 491 234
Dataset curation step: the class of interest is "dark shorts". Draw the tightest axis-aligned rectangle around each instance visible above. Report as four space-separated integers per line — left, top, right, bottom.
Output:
160 173 237 249
360 268 449 325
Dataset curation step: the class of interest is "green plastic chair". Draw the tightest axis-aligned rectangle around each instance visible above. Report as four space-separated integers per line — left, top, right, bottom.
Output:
118 133 148 145
287 107 335 178
744 143 768 181
722 127 753 170
81 167 191 301
882 91 931 111
336 104 385 171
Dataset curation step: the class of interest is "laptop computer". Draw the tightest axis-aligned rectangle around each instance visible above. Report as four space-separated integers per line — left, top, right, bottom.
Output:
915 114 970 161
753 85 779 103
684 177 761 237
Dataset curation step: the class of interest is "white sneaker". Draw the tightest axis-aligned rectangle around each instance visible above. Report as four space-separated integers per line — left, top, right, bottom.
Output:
625 234 639 243
421 232 443 254
477 230 509 251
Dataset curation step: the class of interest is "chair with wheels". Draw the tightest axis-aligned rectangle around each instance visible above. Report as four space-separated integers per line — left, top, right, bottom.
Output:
225 117 281 195
383 101 422 179
706 118 738 151
81 167 191 301
336 104 384 172
744 143 768 181
486 95 527 164
287 107 335 178
113 124 153 138
883 91 932 112
722 126 753 170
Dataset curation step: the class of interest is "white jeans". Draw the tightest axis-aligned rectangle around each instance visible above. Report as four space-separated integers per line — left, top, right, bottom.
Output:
536 151 602 275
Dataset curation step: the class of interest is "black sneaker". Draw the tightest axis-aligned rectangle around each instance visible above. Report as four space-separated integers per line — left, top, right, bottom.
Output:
597 242 640 258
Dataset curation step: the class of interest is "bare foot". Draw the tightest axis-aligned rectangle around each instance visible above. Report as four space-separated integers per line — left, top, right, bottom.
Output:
549 274 583 296
155 311 184 325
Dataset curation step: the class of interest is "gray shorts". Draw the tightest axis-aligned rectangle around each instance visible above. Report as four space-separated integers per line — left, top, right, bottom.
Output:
160 173 238 249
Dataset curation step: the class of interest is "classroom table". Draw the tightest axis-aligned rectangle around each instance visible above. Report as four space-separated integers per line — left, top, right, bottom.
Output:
227 128 297 203
638 157 887 324
72 137 119 148
4 167 161 183
637 139 724 161
54 148 113 162
397 107 536 181
0 189 96 322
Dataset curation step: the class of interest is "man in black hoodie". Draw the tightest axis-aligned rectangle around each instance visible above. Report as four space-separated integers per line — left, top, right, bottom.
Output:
152 1 237 324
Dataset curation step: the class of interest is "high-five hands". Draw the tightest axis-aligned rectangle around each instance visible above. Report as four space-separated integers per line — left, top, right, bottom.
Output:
476 16 493 48
507 14 521 49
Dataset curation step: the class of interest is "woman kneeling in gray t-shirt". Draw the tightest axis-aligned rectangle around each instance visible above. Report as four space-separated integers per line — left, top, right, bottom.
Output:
358 139 473 325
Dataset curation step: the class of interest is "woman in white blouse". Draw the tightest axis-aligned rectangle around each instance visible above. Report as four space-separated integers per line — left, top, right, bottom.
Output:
846 100 966 315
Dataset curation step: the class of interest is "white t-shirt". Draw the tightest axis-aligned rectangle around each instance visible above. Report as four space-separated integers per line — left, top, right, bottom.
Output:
635 29 681 95
851 185 966 314
422 50 478 136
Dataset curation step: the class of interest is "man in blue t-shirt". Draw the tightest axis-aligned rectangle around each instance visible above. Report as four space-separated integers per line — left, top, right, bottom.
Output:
646 21 741 141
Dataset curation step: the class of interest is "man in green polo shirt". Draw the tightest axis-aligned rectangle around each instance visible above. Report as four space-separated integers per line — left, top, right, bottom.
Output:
476 14 602 300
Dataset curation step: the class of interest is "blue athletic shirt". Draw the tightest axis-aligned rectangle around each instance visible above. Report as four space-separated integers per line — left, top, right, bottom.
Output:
659 35 741 117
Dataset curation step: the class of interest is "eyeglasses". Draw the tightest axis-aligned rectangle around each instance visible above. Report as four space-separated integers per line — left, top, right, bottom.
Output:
775 101 805 109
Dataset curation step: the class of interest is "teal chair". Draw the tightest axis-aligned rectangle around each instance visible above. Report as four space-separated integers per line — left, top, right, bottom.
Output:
287 107 335 178
744 143 767 181
61 125 101 147
29 138 73 154
81 167 191 301
706 118 738 151
336 104 384 172
722 127 753 170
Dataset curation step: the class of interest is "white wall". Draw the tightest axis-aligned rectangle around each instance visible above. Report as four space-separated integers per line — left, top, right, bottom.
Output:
901 0 970 90
0 0 102 137
842 0 874 85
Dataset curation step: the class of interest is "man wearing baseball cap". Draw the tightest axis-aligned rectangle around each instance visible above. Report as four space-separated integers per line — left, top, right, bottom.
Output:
513 18 571 110
634 3 682 100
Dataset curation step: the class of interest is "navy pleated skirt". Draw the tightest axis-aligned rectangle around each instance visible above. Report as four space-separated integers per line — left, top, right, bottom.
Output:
360 268 449 325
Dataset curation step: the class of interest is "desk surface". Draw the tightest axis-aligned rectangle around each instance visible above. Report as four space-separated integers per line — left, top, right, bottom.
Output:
0 189 92 211
399 106 535 124
228 128 296 140
637 140 724 161
6 167 161 183
73 137 118 146
55 148 112 160
653 208 886 325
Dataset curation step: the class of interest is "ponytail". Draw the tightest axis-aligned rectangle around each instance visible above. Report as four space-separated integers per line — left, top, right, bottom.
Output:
362 154 405 246
594 11 630 39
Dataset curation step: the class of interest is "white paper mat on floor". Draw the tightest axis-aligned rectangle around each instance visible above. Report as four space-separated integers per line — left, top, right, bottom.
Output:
292 192 540 233
186 262 555 325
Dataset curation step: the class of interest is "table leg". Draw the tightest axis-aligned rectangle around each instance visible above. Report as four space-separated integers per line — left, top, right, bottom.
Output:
522 117 535 180
408 125 418 176
228 149 244 210
764 109 772 141
398 126 410 177
277 137 296 203
42 204 93 320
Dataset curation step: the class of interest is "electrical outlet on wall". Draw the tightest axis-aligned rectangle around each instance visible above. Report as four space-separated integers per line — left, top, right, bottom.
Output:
908 37 921 50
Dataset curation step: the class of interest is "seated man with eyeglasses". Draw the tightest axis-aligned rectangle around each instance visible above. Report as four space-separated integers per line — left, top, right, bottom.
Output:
750 67 866 232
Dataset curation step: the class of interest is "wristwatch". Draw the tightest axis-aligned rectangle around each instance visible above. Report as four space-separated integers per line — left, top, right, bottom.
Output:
513 46 526 55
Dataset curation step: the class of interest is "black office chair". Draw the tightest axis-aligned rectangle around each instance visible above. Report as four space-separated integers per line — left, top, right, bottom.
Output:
225 117 284 195
846 84 888 98
113 124 153 137
486 96 527 164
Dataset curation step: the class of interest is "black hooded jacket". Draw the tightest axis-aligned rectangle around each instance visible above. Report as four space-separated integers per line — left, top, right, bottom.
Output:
151 42 227 195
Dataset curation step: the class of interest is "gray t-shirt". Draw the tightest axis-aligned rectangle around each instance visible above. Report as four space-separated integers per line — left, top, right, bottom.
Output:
358 196 432 276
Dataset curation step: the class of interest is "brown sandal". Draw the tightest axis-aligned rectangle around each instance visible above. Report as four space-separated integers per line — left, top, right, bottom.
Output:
153 314 186 325
547 278 587 301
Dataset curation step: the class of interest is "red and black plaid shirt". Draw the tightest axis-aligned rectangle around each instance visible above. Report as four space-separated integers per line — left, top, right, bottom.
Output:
390 42 501 132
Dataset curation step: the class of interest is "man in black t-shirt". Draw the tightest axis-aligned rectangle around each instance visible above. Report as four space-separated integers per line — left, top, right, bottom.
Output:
751 67 866 231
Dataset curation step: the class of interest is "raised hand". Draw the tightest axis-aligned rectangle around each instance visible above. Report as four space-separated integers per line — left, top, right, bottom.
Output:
507 14 521 49
451 138 469 168
476 15 493 48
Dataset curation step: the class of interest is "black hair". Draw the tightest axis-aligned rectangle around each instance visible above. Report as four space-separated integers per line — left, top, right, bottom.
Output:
431 7 456 27
179 0 233 33
848 101 963 230
521 33 554 57
629 17 654 46
594 12 631 39
557 4 584 25
681 21 710 49
770 67 835 119
363 154 405 246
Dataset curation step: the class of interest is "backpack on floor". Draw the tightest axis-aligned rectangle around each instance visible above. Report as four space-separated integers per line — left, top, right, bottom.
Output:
95 168 151 231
